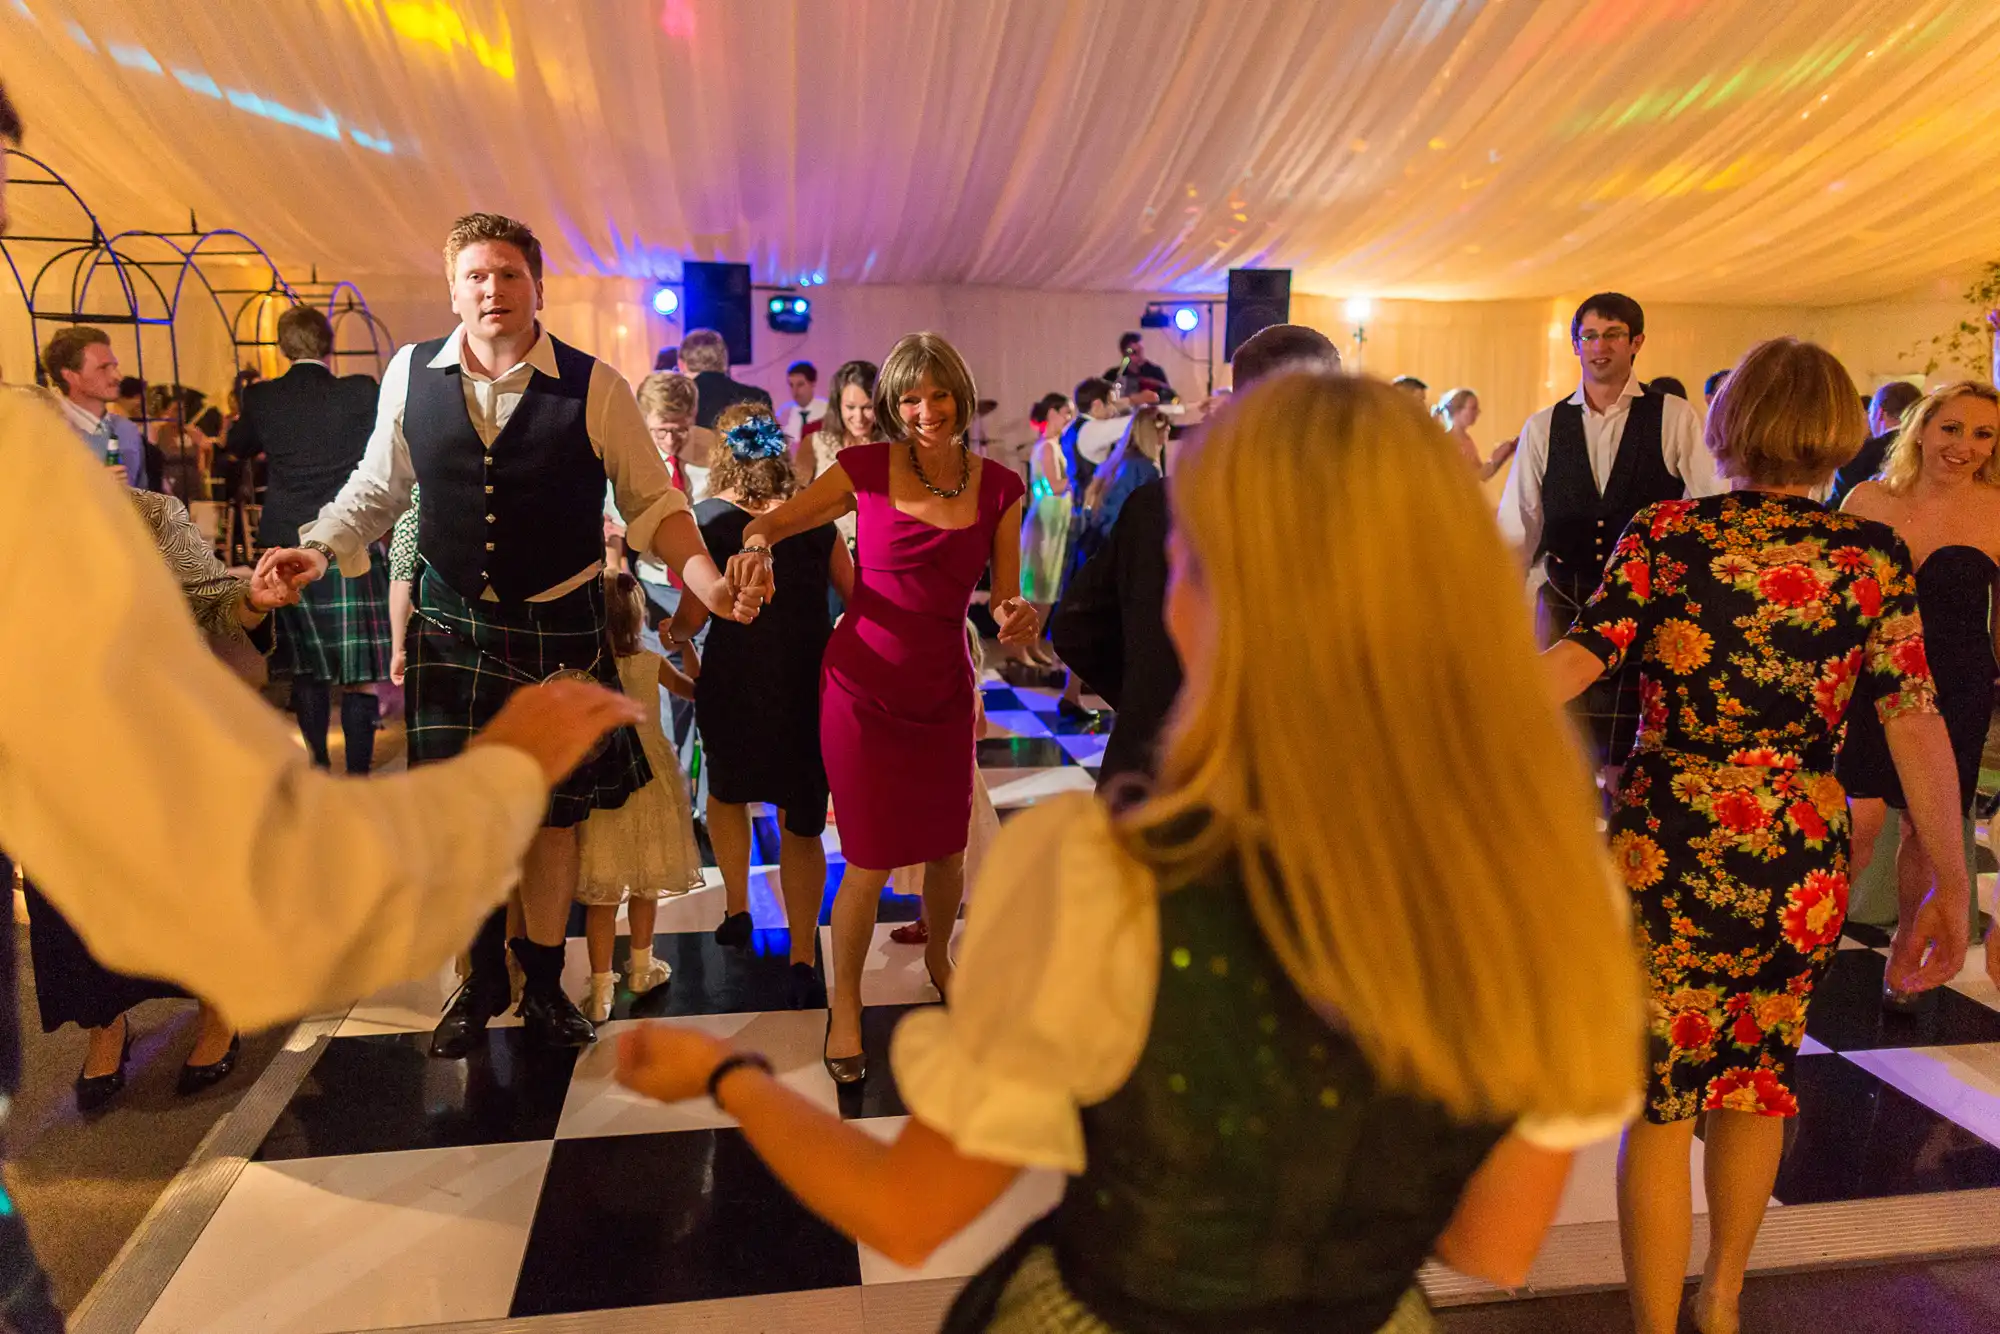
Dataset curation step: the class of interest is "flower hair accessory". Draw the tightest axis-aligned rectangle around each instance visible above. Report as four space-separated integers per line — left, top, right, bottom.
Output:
724 416 788 460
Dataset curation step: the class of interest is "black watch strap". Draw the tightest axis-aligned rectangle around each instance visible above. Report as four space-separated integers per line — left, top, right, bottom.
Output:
706 1051 774 1106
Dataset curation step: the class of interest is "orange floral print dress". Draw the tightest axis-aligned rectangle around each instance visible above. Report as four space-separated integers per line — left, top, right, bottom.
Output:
1565 493 1938 1123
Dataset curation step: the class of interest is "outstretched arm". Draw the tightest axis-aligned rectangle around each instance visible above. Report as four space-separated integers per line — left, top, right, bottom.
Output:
729 464 859 598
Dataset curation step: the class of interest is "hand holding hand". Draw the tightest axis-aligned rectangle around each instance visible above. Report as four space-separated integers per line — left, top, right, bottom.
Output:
258 546 329 591
994 596 1041 646
246 558 302 613
1886 888 1970 994
468 679 644 787
616 1022 733 1105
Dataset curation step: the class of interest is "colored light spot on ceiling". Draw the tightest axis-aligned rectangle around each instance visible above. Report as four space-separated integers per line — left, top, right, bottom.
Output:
382 0 516 80
659 0 696 39
108 42 160 72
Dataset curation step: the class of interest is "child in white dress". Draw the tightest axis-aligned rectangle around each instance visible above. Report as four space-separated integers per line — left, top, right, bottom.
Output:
576 572 705 1021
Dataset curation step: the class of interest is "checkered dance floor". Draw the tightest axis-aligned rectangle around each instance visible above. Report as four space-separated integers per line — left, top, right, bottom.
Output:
101 682 2000 1332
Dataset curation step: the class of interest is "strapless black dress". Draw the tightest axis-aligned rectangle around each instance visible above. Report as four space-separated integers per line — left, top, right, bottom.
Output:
1838 544 1997 810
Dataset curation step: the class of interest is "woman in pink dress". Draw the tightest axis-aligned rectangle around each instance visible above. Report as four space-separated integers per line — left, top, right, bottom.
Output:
728 332 1038 1081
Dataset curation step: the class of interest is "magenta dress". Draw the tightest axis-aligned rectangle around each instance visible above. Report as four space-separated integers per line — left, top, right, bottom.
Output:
823 442 1026 869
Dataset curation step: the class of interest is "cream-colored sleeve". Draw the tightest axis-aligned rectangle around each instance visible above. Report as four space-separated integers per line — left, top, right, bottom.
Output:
0 395 547 1031
891 793 1158 1174
591 358 688 556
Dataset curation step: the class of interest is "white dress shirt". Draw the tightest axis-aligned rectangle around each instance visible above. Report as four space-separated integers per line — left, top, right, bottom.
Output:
0 392 547 1030
1497 375 1721 585
302 324 689 601
780 396 828 449
1077 414 1129 466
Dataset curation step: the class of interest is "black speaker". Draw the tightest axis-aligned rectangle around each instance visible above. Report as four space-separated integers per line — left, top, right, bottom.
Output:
1224 268 1292 362
682 261 754 365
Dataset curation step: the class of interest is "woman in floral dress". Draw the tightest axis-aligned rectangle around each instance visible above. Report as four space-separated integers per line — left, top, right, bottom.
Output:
1544 339 1970 1334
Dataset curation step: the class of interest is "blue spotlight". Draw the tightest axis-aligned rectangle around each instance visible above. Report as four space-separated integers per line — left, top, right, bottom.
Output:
768 293 811 334
1172 306 1200 333
651 285 679 317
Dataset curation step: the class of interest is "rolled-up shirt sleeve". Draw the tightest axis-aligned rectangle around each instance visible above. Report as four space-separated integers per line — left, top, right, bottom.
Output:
300 344 418 574
891 794 1156 1173
0 395 547 1031
1663 396 1724 498
592 361 688 555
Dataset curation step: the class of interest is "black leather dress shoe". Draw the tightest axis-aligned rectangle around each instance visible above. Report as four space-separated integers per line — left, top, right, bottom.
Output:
177 1035 241 1096
519 987 597 1048
429 982 510 1059
75 1023 133 1114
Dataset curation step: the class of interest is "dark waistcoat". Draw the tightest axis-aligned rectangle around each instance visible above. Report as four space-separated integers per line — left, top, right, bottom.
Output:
1536 388 1680 586
404 335 603 603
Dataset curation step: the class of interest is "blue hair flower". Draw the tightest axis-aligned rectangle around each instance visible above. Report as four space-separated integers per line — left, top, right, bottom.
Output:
724 416 789 460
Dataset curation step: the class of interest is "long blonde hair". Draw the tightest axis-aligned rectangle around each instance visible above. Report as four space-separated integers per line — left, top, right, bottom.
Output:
1877 381 2000 495
1129 373 1642 1123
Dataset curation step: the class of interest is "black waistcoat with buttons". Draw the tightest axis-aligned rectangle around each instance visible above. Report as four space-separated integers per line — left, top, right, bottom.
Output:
404 334 604 604
1534 388 1680 588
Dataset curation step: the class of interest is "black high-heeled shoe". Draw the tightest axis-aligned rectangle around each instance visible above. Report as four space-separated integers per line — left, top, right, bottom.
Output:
177 1035 241 1096
822 1011 867 1085
76 1019 133 1114
715 911 753 951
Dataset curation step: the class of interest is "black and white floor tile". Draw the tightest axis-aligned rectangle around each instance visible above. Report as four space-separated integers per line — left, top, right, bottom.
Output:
127 684 2000 1331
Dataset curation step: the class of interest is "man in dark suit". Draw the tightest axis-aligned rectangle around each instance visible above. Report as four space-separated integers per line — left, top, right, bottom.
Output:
228 306 390 774
1830 380 1925 508
1055 324 1339 788
680 326 772 428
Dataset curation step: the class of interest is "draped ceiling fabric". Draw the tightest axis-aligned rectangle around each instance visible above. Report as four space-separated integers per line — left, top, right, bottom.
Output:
3 0 1999 445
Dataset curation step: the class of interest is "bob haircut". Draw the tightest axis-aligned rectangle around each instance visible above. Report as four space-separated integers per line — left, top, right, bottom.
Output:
874 332 977 445
1706 338 1867 487
1131 372 1643 1122
1877 381 2000 496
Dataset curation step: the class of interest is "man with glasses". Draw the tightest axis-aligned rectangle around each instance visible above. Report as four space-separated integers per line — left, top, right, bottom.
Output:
1499 292 1718 772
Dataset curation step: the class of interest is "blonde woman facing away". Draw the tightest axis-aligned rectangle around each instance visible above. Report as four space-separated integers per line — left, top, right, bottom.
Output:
616 374 1644 1334
1432 388 1517 481
1544 339 1968 1334
1837 381 2000 1005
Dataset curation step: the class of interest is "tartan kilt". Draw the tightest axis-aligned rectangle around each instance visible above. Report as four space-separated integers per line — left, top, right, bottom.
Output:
1539 567 1640 769
407 569 651 829
273 559 393 684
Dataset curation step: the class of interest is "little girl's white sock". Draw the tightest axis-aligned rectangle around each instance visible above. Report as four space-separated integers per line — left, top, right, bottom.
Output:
628 944 654 974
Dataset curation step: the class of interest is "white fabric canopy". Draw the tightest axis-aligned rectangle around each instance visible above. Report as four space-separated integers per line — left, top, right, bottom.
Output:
4 0 1999 303
3 1 1997 462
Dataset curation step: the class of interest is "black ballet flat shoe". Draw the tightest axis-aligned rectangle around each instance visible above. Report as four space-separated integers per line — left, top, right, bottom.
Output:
823 1011 867 1085
789 961 823 1011
75 1023 134 1114
429 980 511 1059
926 961 952 1007
518 987 597 1049
177 1035 241 1096
1881 982 1941 1016
715 911 754 951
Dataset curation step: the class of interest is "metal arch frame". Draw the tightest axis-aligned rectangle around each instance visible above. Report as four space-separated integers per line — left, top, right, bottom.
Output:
0 148 173 415
286 273 395 376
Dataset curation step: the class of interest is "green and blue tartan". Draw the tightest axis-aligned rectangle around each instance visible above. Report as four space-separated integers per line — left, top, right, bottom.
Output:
272 556 393 684
407 568 650 829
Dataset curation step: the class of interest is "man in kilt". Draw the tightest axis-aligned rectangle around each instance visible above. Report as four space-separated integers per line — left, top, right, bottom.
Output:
232 306 392 774
267 213 754 1054
1497 293 1721 773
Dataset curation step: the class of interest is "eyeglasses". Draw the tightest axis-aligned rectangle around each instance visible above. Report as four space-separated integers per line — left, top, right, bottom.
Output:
1576 329 1632 347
